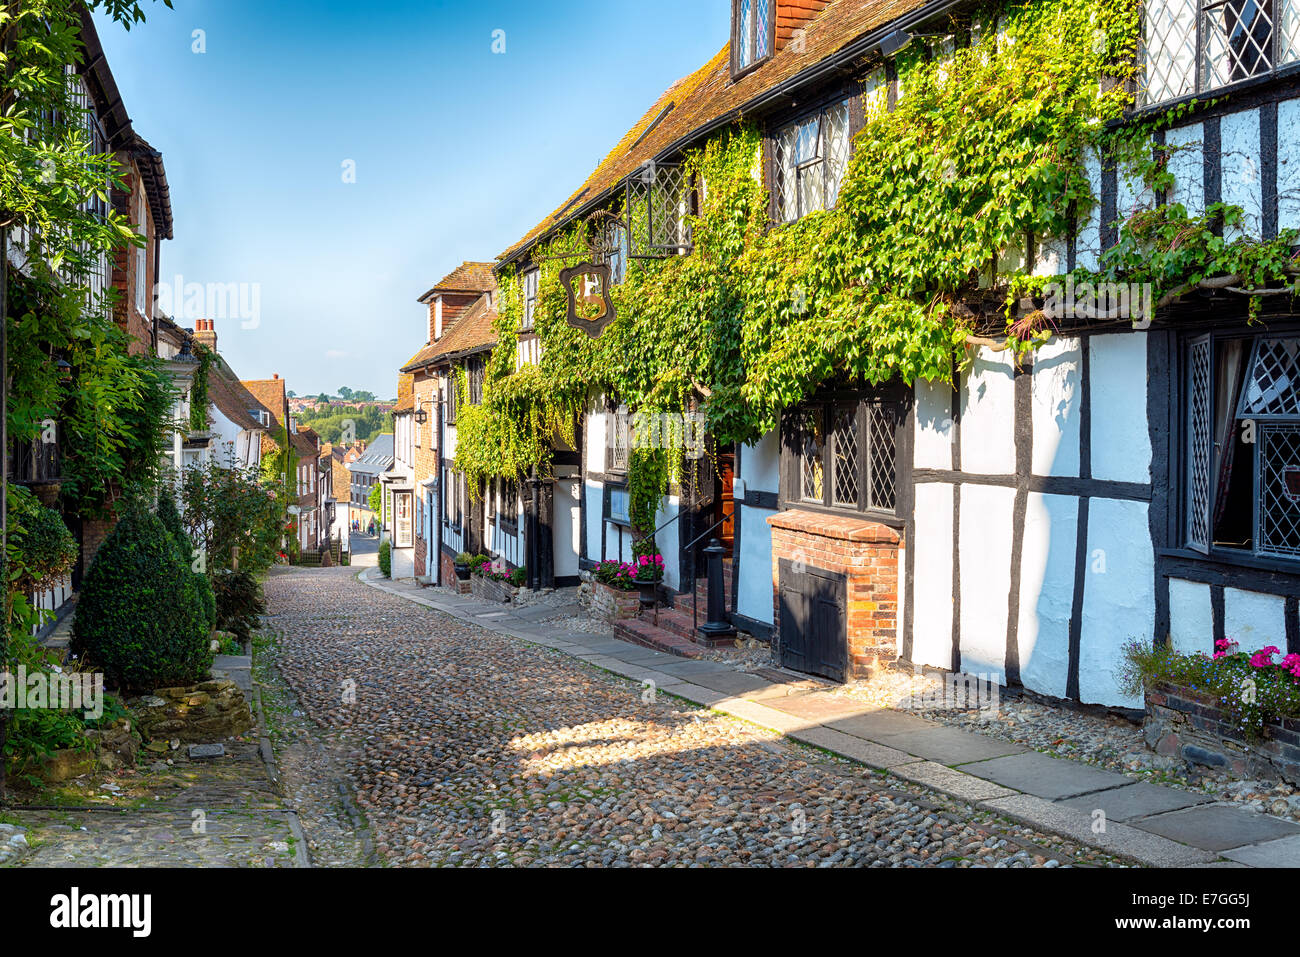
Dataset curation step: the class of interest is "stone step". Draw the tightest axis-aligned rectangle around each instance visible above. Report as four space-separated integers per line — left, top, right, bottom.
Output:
637 607 739 650
613 618 704 659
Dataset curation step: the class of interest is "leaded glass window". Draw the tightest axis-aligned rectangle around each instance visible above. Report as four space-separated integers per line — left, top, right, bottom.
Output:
785 389 903 516
773 100 852 222
1186 332 1300 561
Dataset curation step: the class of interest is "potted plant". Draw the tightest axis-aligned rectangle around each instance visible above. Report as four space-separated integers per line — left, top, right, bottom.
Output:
454 551 474 581
633 552 665 612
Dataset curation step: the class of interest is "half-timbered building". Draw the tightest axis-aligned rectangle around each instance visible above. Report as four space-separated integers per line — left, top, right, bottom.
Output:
473 0 1300 709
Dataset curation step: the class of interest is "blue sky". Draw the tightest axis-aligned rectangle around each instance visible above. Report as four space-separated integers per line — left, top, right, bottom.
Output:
94 0 729 398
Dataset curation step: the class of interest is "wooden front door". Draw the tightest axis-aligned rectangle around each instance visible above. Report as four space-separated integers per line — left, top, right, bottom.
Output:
778 559 848 682
715 452 735 555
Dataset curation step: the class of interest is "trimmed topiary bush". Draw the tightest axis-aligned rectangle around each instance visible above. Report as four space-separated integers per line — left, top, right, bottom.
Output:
378 540 391 578
213 570 265 644
71 505 213 691
157 491 215 634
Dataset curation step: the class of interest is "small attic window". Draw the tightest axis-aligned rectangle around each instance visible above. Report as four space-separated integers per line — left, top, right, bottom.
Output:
732 0 774 77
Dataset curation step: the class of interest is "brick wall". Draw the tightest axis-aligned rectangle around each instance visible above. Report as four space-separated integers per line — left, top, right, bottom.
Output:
80 516 118 580
767 509 900 680
440 549 470 594
110 166 155 356
588 581 642 624
1145 684 1300 785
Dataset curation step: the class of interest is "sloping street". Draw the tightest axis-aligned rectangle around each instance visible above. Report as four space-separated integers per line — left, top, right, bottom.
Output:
261 563 1123 868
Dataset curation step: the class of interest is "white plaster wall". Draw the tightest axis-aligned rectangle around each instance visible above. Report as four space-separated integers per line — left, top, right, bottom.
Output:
554 477 582 580
1165 122 1204 216
1089 334 1151 484
1033 234 1067 277
584 480 603 561
910 482 953 669
586 412 608 474
914 380 954 471
1017 492 1079 700
959 348 1016 476
1117 150 1157 223
1220 107 1262 240
1031 337 1082 478
736 504 774 625
959 484 1015 684
1078 498 1154 707
735 431 779 626
653 496 681 593
392 547 414 580
1278 98 1300 233
1076 149 1103 271
739 431 779 491
1224 588 1288 650
1169 578 1214 656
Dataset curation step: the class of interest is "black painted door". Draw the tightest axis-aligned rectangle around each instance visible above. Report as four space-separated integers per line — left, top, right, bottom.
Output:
778 559 848 683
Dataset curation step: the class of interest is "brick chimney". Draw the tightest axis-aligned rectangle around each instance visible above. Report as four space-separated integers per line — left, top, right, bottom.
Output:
194 318 218 353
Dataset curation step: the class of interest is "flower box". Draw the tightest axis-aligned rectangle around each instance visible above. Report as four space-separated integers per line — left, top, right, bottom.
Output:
1144 682 1300 786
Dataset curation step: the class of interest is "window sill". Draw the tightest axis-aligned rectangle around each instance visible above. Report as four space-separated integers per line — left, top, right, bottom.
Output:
1160 546 1300 577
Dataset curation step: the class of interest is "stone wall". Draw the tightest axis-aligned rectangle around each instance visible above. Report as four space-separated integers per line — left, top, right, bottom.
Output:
470 575 519 604
1145 683 1300 786
586 580 642 624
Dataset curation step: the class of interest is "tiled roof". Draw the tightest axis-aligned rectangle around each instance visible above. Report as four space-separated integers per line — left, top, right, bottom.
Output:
241 378 288 426
209 360 276 433
393 373 415 414
498 0 932 264
349 434 395 475
291 427 318 459
418 261 497 301
401 292 499 372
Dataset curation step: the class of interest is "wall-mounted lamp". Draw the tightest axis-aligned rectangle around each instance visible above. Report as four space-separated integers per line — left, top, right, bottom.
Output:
878 29 912 58
414 408 429 425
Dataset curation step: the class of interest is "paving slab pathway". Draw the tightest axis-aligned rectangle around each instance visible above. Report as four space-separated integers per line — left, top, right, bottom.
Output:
361 567 1300 868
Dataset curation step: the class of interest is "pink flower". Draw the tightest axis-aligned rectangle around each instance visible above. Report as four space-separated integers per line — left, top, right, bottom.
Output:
1249 647 1281 668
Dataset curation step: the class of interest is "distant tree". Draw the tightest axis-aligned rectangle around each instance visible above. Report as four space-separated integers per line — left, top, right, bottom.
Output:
287 390 297 398
353 391 377 403
317 392 331 405
338 386 354 400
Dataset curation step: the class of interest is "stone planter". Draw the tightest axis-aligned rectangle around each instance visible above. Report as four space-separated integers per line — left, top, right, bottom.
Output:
470 575 520 604
1144 682 1300 785
454 562 472 582
588 580 641 624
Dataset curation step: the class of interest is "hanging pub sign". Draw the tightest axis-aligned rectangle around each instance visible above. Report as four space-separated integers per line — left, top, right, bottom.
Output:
559 261 617 339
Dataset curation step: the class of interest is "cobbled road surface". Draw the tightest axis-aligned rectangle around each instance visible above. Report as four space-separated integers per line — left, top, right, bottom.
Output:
263 564 1122 868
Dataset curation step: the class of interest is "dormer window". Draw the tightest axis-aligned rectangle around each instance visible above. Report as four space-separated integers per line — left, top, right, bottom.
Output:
732 0 774 77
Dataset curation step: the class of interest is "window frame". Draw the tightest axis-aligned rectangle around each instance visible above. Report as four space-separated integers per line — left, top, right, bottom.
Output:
605 481 632 528
500 478 520 535
1140 0 1300 106
1180 325 1300 566
606 410 631 475
731 0 776 79
768 93 861 225
522 269 540 332
779 384 908 524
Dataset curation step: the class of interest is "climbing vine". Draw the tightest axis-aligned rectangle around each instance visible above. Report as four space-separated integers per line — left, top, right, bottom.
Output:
189 344 213 432
454 0 1300 489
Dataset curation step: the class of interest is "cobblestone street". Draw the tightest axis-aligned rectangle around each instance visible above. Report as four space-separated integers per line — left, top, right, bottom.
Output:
262 564 1124 867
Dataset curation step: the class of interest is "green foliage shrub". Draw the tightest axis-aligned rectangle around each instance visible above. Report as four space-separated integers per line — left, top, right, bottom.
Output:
213 570 266 644
378 540 391 578
71 506 212 691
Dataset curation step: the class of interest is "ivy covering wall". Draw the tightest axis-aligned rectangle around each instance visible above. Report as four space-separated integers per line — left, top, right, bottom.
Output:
454 0 1300 522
